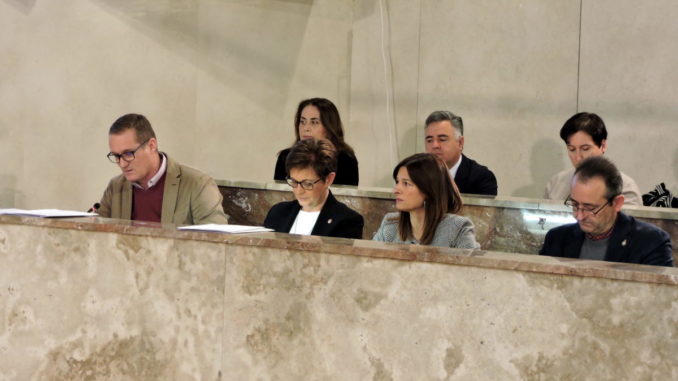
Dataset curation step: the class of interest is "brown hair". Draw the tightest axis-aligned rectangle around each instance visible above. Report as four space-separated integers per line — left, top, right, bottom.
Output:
560 112 607 147
393 153 463 244
285 139 337 180
574 156 623 200
109 113 156 144
292 98 355 158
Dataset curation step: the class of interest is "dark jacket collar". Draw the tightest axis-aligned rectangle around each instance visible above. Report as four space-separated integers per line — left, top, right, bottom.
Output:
453 154 468 180
604 212 634 263
280 190 339 233
565 212 634 261
312 191 341 235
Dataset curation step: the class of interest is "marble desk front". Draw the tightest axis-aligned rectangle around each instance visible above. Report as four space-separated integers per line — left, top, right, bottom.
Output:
1 215 677 380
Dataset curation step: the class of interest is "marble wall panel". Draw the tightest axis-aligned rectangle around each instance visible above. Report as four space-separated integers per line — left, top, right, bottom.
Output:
2 215 678 380
0 224 226 380
222 186 294 231
222 243 678 380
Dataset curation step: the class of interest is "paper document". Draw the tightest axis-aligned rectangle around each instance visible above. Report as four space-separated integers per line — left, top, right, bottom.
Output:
178 224 273 234
0 209 98 218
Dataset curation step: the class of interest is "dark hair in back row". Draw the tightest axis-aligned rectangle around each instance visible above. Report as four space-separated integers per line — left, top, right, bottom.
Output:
285 139 337 181
574 156 623 200
109 113 156 143
393 153 463 245
293 98 355 158
560 112 607 147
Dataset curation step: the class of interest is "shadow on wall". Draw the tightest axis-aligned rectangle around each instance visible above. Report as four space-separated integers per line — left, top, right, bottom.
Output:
2 0 36 15
666 147 678 196
0 175 18 207
89 0 314 116
356 104 420 189
383 122 419 185
512 137 566 198
638 146 678 197
352 0 385 21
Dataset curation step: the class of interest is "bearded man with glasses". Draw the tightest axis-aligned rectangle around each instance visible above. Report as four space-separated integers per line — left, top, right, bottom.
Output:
539 156 673 266
97 113 228 225
264 139 364 238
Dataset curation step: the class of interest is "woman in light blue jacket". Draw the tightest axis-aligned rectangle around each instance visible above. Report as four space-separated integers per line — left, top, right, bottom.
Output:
374 153 480 249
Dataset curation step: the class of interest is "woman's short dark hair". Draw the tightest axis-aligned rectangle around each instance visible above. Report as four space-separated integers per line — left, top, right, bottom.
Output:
393 153 463 245
574 156 623 200
109 113 156 143
559 112 607 147
285 139 337 180
292 98 355 158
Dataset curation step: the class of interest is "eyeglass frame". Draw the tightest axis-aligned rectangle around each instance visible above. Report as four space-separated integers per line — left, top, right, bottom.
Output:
564 194 618 216
285 176 323 190
107 139 150 164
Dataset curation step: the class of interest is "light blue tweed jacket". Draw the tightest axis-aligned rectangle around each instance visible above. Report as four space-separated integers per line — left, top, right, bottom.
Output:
373 212 480 249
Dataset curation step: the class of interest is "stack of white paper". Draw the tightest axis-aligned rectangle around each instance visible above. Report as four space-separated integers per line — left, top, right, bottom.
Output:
0 209 98 218
178 224 273 234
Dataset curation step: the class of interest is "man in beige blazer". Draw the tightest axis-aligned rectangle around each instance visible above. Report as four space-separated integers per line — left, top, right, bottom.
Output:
97 114 228 225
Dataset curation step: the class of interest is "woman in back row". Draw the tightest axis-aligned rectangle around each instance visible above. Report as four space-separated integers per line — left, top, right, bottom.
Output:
374 153 480 249
274 98 359 186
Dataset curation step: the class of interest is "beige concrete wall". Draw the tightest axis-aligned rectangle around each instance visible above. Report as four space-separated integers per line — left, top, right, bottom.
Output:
414 1 581 197
0 0 353 210
578 0 678 198
0 0 676 210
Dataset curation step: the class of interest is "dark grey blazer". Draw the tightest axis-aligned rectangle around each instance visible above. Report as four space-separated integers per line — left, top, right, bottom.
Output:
539 212 674 267
373 212 480 249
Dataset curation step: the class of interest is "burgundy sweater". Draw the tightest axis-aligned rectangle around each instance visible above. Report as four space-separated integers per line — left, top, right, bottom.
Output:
131 172 166 222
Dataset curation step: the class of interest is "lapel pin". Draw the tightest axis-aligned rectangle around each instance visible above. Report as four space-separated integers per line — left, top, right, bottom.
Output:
621 239 627 247
327 218 333 224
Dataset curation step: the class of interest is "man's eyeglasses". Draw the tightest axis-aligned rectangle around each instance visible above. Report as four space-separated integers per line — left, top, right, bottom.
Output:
107 139 149 164
564 195 616 216
286 177 322 190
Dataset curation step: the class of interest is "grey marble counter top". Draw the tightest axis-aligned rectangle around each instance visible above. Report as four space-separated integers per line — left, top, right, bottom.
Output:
215 179 678 221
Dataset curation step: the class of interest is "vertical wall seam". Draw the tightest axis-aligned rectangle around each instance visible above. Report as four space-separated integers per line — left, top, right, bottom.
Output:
576 0 583 112
414 0 423 154
378 0 399 163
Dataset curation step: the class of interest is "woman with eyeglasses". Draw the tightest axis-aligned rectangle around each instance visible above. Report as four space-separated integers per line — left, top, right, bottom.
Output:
264 139 364 238
273 97 359 186
373 153 480 249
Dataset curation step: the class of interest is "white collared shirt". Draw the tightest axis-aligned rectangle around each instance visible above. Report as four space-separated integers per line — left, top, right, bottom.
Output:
447 155 462 179
132 153 167 190
289 210 320 235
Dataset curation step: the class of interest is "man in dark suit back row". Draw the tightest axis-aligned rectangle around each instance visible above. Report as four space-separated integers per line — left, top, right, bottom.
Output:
424 110 498 196
540 156 673 267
